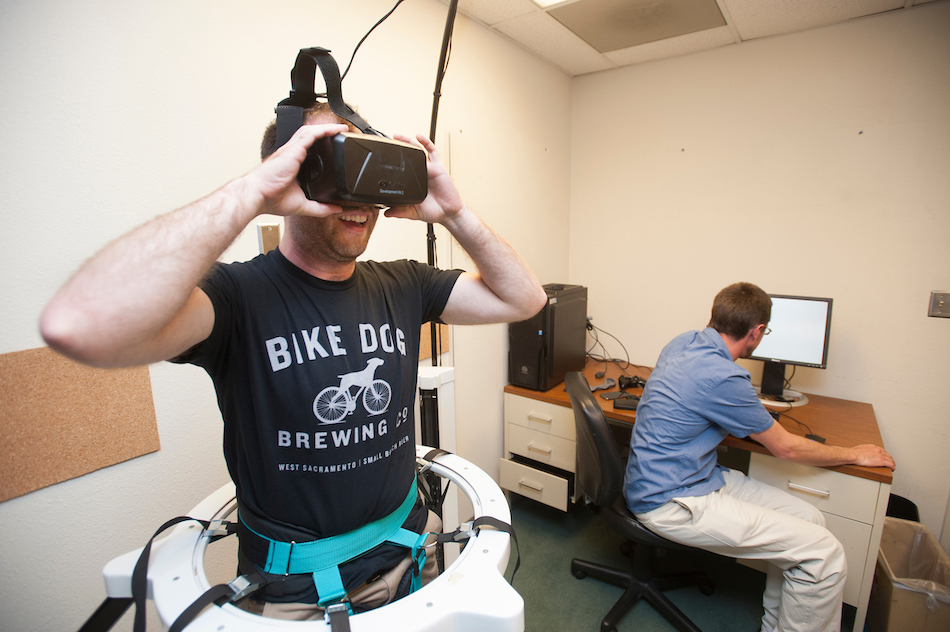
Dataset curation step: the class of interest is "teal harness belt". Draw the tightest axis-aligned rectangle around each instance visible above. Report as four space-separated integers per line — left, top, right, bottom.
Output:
239 485 428 608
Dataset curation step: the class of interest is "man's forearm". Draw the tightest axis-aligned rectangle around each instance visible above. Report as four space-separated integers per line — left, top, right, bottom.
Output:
776 437 858 467
770 432 894 470
40 177 259 366
440 205 546 324
752 420 894 469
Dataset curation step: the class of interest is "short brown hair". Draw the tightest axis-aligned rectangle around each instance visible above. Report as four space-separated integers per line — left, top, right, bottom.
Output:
707 282 771 340
259 102 360 160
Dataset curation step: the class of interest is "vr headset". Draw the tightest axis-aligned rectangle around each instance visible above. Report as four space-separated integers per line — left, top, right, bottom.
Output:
275 47 428 207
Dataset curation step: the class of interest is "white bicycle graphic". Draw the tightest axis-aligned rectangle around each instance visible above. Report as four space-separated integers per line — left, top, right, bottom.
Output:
313 358 392 423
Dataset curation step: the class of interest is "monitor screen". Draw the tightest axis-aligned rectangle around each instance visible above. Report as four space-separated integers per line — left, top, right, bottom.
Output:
751 295 833 369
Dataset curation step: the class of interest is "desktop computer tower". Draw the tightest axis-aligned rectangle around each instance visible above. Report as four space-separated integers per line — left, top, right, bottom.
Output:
508 284 588 391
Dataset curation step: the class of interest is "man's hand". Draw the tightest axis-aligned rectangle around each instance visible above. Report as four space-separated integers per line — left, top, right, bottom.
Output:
751 421 896 470
40 123 354 368
850 444 896 469
242 123 350 219
385 134 464 226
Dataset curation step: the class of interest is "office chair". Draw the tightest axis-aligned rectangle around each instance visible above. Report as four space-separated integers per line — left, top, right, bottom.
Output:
564 371 714 632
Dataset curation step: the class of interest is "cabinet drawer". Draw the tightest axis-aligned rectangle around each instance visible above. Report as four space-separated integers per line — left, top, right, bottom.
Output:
748 453 880 524
505 394 576 441
500 458 569 511
824 512 872 606
507 424 576 472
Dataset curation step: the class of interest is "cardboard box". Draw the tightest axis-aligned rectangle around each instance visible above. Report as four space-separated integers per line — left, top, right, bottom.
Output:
867 518 950 632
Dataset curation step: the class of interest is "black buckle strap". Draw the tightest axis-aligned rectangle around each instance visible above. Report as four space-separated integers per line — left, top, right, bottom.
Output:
129 516 239 632
429 516 521 584
167 572 265 632
326 602 353 632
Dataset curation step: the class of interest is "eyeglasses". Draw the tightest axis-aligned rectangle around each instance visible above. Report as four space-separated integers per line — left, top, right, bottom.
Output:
763 327 771 335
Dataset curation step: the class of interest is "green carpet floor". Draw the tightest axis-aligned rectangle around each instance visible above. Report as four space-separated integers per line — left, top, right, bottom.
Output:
503 493 860 632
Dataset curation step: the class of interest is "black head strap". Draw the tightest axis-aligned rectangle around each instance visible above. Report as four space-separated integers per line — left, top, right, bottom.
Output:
275 47 377 148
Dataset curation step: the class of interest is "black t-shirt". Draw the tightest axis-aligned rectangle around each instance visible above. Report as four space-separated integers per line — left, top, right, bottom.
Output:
174 248 462 601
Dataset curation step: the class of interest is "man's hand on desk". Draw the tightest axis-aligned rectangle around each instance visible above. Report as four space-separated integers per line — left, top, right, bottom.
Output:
849 444 896 470
749 421 896 470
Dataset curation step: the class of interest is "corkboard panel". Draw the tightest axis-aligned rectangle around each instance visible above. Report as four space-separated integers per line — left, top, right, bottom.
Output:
0 347 160 503
419 323 450 361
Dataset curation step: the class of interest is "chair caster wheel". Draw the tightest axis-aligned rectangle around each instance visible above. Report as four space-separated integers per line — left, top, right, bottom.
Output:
699 579 715 596
573 570 588 580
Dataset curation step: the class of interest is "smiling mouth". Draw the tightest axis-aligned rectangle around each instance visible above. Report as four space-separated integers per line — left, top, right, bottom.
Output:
339 212 369 225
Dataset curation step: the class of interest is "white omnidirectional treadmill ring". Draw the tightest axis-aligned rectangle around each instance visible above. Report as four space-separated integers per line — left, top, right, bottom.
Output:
101 446 523 631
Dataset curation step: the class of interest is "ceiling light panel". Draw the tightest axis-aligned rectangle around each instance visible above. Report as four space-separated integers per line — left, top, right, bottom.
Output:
548 0 727 52
531 0 579 8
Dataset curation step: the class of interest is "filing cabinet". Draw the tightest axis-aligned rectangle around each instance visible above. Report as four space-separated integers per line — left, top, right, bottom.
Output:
499 393 576 511
748 452 890 608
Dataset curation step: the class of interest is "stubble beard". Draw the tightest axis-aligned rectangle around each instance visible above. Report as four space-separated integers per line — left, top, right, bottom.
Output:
287 215 373 266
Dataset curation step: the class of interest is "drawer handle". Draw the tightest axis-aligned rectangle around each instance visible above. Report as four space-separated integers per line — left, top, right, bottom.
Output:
787 481 830 498
527 442 552 455
518 479 544 493
527 412 553 424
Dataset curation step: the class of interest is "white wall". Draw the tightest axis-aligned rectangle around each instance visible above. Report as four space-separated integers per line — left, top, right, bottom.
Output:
570 4 950 535
0 1 571 630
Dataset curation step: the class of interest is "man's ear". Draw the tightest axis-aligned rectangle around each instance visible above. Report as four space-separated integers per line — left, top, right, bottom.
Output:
746 324 765 343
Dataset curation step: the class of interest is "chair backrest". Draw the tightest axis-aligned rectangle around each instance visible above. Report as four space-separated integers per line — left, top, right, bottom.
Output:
565 371 625 508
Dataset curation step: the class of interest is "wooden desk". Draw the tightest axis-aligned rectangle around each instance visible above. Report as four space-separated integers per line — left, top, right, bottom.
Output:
501 358 891 632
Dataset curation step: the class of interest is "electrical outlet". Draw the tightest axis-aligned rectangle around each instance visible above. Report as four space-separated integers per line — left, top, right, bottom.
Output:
929 291 950 318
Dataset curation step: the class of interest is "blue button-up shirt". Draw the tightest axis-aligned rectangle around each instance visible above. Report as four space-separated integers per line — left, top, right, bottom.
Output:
624 328 774 513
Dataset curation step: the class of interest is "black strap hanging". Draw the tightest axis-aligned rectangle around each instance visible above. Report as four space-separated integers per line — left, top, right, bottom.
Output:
129 516 240 632
77 597 133 632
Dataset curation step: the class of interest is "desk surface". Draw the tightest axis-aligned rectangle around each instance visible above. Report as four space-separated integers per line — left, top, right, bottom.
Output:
504 358 892 485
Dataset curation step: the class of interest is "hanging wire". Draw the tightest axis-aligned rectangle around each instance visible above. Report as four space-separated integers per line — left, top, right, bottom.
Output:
586 322 652 376
340 0 407 82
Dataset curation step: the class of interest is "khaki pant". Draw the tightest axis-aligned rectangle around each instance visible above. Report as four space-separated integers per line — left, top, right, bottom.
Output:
238 509 442 621
636 468 847 632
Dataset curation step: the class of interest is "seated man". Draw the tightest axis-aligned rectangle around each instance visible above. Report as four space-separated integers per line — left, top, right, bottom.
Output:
624 282 894 632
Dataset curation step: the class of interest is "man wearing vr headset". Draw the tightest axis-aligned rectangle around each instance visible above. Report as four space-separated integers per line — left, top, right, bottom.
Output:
40 102 546 618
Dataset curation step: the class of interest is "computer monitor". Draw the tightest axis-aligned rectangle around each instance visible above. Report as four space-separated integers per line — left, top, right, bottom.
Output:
750 294 833 401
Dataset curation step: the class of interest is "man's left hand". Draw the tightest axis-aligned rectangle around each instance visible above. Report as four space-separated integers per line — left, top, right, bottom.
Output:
386 134 464 225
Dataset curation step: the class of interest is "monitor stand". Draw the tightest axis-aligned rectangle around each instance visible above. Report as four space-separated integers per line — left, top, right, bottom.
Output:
756 361 808 408
756 387 808 408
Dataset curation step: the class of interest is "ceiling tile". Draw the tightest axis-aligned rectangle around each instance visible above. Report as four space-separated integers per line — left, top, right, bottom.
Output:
451 0 934 76
604 24 737 66
549 0 727 52
723 0 907 41
454 0 540 26
492 11 617 75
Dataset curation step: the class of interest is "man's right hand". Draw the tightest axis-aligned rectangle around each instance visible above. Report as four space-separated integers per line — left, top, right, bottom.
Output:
849 444 896 469
39 124 350 369
751 421 896 471
242 123 349 219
